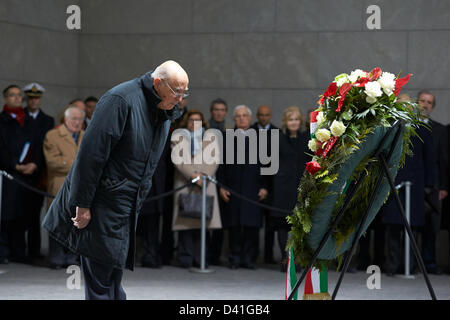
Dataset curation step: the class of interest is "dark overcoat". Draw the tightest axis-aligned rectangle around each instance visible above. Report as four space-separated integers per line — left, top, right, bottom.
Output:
269 130 309 218
382 126 435 227
426 119 448 232
216 128 269 228
42 72 181 270
0 111 36 221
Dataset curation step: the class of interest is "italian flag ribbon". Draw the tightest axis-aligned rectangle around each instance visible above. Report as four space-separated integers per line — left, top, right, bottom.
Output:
310 111 319 138
285 247 298 300
303 267 331 300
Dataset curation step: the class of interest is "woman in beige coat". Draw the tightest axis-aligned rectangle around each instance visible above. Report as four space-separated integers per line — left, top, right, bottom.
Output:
43 106 85 268
171 109 221 268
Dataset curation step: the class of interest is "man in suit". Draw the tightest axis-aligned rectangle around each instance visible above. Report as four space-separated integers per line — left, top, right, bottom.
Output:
217 105 269 269
251 105 278 264
22 83 55 263
208 98 228 266
418 90 448 275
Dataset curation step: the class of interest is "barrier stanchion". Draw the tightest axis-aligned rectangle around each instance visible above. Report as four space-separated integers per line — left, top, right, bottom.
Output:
400 181 415 279
190 175 214 274
395 181 415 279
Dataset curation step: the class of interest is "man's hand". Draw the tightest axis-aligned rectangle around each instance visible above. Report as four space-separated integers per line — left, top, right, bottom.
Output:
72 207 91 229
439 190 448 201
258 188 268 201
220 187 231 202
15 163 37 175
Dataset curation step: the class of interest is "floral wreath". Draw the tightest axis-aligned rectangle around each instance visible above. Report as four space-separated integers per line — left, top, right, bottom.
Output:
287 68 423 269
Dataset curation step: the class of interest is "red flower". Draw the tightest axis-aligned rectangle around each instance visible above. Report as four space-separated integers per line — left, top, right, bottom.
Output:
393 74 411 96
337 83 353 111
354 77 369 87
369 67 382 81
306 161 322 175
319 82 338 105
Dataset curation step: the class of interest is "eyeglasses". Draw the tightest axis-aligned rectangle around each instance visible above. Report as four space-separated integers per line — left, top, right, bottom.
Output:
163 80 189 99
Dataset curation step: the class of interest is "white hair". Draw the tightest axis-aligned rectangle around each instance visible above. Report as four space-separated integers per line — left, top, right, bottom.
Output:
233 105 252 117
151 60 188 81
64 105 85 119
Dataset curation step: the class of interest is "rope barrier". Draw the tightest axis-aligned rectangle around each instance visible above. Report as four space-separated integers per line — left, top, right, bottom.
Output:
0 170 293 214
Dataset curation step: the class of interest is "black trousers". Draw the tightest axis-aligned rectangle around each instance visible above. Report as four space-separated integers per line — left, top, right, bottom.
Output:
228 226 259 266
176 229 210 268
0 219 26 261
384 224 421 274
357 213 385 269
264 213 276 262
80 256 126 300
24 192 44 257
138 214 161 266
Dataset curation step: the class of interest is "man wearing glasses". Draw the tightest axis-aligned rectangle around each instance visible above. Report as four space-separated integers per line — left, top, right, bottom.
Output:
43 60 187 299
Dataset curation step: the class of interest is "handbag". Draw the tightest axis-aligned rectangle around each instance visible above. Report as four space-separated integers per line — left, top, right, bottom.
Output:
178 186 214 220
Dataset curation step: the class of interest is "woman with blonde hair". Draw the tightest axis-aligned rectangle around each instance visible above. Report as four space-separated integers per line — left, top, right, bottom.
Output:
270 105 309 271
171 109 222 268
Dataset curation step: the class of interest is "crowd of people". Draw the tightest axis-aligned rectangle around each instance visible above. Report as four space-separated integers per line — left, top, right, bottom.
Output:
1 82 450 277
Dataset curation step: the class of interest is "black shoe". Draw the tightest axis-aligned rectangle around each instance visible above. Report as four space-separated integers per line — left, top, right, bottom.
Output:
346 266 357 273
142 261 161 269
280 263 287 272
209 259 223 266
0 257 9 264
49 264 63 270
264 257 276 264
426 266 443 275
228 263 239 270
9 256 32 265
240 263 256 270
386 272 395 277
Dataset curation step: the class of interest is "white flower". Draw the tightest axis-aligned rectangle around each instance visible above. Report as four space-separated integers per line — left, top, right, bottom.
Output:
377 72 396 96
315 129 331 142
364 81 383 104
335 73 350 87
316 111 325 126
348 69 368 83
330 120 347 137
308 139 319 152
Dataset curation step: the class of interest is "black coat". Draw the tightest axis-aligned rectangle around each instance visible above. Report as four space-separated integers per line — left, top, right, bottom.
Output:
0 111 35 221
42 72 182 270
269 130 309 218
23 109 55 183
426 119 448 232
216 128 269 228
382 126 435 226
442 124 450 230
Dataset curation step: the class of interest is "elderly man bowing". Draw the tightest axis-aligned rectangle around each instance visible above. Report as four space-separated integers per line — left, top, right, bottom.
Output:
42 61 188 300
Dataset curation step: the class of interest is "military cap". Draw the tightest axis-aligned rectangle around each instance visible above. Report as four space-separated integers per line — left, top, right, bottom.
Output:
23 82 45 97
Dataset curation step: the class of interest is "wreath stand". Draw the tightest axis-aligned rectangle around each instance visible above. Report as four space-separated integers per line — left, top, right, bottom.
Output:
288 121 437 300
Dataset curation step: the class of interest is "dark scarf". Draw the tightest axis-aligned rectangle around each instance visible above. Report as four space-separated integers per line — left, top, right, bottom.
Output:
209 118 225 132
3 104 25 127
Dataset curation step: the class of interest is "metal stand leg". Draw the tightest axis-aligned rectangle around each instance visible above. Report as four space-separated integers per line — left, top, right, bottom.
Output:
379 154 436 300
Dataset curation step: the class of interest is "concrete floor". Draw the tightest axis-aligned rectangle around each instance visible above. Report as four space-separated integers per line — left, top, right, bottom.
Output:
0 262 449 300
